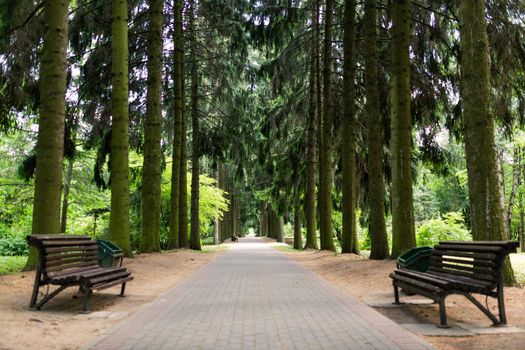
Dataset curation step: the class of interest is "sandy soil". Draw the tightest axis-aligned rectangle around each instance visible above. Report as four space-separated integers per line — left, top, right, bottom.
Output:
0 249 222 350
281 248 525 350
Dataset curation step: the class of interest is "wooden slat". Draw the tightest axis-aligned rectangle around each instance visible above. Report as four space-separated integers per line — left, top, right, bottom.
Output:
430 256 496 268
439 240 519 251
390 273 444 293
41 240 98 247
427 266 497 283
394 269 452 289
44 251 98 264
433 262 497 275
425 271 494 290
433 249 497 260
93 276 134 291
435 244 503 253
81 267 127 279
43 245 99 254
44 260 99 273
86 271 132 286
47 266 100 281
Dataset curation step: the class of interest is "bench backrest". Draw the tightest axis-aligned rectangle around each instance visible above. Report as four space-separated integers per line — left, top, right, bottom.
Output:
27 235 99 277
429 241 519 286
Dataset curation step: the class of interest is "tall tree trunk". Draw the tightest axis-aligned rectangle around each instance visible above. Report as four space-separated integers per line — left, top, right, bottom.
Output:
213 165 220 244
319 0 336 251
188 0 201 250
459 0 515 284
304 9 319 250
507 147 520 236
140 0 163 253
108 0 132 256
178 46 189 249
260 202 269 237
518 191 525 253
27 0 69 268
293 203 303 249
390 0 415 258
316 0 323 242
365 0 389 259
60 157 74 233
341 0 358 254
168 0 184 250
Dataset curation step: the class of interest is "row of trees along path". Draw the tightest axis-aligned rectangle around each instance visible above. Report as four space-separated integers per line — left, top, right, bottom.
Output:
5 0 520 284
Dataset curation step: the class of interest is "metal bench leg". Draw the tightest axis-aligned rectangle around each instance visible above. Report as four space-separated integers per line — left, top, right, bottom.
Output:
29 279 40 310
120 283 126 297
497 279 507 325
81 288 92 314
438 298 450 328
393 283 402 305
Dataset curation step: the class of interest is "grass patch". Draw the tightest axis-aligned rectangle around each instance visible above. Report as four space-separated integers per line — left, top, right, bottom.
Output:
272 244 301 253
200 244 231 254
0 256 26 275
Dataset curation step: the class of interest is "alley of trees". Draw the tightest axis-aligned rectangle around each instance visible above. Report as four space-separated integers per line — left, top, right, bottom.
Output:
2 0 525 283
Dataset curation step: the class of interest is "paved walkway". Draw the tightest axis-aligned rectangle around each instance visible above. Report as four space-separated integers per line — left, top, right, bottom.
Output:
85 238 433 350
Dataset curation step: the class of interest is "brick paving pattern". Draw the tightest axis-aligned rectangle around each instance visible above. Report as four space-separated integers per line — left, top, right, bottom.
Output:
85 238 433 350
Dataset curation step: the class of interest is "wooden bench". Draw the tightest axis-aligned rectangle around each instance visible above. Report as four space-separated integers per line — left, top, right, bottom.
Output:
27 234 133 313
390 241 519 327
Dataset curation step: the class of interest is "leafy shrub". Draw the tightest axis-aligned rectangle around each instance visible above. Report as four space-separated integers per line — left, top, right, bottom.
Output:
0 232 29 256
416 212 471 247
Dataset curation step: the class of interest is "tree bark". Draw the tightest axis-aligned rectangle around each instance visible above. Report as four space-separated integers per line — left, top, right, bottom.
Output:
140 0 163 253
319 0 336 251
365 0 389 259
178 41 189 249
390 0 415 258
188 0 201 250
293 203 303 249
28 0 69 268
459 0 515 283
108 0 132 256
507 147 520 237
341 0 358 254
168 0 184 250
304 6 319 250
60 157 74 234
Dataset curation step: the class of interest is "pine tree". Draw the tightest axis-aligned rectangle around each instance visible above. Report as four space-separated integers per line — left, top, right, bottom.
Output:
341 0 358 254
168 0 184 249
108 0 132 256
189 0 201 250
458 0 515 283
304 1 319 250
140 0 164 252
365 0 389 259
319 0 336 251
390 0 415 258
27 0 69 267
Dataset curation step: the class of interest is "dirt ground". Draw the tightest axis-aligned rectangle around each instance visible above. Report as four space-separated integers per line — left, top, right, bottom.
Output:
282 248 525 350
0 249 220 350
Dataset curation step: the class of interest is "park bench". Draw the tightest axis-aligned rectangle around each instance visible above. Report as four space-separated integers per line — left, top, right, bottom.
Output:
27 234 133 313
390 240 519 328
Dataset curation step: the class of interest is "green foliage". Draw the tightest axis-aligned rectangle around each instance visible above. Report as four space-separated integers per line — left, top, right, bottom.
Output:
0 230 28 256
416 212 471 247
0 256 26 275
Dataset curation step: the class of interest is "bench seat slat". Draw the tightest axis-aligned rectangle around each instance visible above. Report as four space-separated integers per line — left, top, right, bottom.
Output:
93 276 134 291
80 267 128 279
390 272 444 293
425 270 495 291
427 266 497 283
435 244 503 253
85 271 132 287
